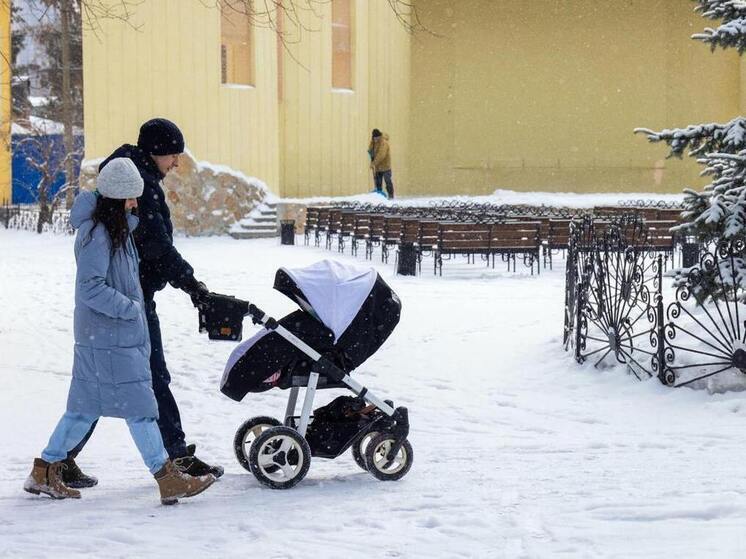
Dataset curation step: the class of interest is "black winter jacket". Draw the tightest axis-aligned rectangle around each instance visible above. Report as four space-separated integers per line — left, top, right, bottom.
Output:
99 144 197 296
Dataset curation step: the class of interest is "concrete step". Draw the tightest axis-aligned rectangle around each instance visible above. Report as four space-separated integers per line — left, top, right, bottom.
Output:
229 230 279 240
239 223 278 232
252 215 277 223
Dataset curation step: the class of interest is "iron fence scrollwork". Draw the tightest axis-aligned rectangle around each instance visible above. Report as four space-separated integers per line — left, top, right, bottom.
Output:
565 220 746 390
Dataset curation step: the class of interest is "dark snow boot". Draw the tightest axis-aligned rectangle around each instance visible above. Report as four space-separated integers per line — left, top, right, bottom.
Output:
176 444 224 478
61 458 98 489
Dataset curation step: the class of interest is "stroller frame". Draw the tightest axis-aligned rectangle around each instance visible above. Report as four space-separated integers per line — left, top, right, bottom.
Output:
243 300 410 454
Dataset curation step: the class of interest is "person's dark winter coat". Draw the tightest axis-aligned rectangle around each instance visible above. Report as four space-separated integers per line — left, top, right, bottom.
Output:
99 145 198 297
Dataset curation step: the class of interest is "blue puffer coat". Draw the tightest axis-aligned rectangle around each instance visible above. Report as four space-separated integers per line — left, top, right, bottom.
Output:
66 191 158 419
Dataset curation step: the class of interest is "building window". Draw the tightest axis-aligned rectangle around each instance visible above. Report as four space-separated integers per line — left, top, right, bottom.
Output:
332 0 353 90
221 5 254 86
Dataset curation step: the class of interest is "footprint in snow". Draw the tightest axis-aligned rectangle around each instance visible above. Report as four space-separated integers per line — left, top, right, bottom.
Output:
416 516 441 529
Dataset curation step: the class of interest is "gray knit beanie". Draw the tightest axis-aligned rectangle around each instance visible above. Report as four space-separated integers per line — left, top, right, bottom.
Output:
97 158 144 199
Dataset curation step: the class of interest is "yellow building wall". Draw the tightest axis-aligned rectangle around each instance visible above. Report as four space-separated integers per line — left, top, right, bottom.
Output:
280 0 411 198
410 0 741 195
82 0 411 199
0 1 10 204
82 1 280 190
83 0 734 199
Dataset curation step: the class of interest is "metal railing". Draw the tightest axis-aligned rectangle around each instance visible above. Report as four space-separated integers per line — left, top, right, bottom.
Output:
1 201 72 234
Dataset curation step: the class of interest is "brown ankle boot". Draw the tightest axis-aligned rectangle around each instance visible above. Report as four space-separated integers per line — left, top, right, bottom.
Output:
154 460 216 505
23 458 81 500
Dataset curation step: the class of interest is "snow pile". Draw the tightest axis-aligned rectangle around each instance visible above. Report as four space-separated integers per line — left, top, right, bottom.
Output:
11 115 83 136
28 96 53 108
165 152 269 236
284 188 684 209
194 158 272 200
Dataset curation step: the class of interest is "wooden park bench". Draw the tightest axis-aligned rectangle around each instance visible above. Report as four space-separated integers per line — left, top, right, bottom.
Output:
545 219 572 270
433 221 541 275
337 211 356 253
366 214 386 260
351 213 371 257
381 215 402 263
325 209 342 250
304 206 320 245
315 208 331 248
631 207 662 222
644 220 678 265
418 220 440 257
656 208 683 223
489 221 542 275
593 206 628 219
434 222 492 275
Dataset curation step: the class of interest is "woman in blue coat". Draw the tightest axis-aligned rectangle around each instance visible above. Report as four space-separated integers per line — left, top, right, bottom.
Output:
24 158 215 505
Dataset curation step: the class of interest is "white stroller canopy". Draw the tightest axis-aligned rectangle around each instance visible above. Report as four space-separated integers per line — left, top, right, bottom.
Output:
280 259 377 341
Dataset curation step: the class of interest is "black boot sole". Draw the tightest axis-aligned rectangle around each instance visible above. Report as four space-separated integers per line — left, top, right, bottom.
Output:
210 466 225 479
64 480 98 489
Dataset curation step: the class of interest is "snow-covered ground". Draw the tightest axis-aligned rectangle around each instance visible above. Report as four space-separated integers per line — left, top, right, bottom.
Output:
2 229 746 558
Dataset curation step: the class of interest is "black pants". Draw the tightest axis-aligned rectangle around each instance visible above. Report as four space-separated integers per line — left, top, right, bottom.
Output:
68 296 188 461
374 170 395 199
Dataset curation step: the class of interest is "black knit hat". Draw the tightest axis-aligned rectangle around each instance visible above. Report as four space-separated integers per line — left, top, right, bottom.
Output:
372 128 382 138
137 118 185 155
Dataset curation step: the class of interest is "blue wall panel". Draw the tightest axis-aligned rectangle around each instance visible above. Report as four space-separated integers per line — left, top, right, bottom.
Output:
11 134 84 204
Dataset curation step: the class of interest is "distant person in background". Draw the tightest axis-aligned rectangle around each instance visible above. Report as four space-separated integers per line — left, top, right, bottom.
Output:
369 128 395 199
367 137 380 196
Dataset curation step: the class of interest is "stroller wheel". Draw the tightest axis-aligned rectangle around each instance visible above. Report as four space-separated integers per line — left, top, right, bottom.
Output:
249 426 311 489
351 431 379 471
233 416 282 473
364 433 413 482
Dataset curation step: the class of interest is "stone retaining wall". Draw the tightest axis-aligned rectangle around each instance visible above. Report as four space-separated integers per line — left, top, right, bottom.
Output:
80 152 267 235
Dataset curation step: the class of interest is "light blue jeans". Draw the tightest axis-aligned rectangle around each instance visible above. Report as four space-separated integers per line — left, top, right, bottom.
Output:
42 411 168 475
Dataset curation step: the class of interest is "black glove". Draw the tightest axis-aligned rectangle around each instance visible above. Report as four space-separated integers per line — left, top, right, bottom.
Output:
183 276 210 308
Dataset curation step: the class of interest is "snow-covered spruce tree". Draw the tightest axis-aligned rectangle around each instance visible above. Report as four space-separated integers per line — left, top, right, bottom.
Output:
636 1 746 244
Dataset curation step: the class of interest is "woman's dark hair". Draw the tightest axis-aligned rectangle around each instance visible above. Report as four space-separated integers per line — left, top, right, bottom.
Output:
92 196 130 251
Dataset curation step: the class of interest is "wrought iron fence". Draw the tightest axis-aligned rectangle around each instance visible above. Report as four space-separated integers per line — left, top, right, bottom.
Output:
1 202 72 234
618 199 683 209
564 217 746 390
333 200 586 221
319 199 682 224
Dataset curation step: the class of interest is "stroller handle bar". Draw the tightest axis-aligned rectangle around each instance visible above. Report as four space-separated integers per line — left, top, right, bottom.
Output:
241 300 397 418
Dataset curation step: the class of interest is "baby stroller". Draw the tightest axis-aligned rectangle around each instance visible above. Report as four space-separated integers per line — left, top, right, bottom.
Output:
200 260 413 489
